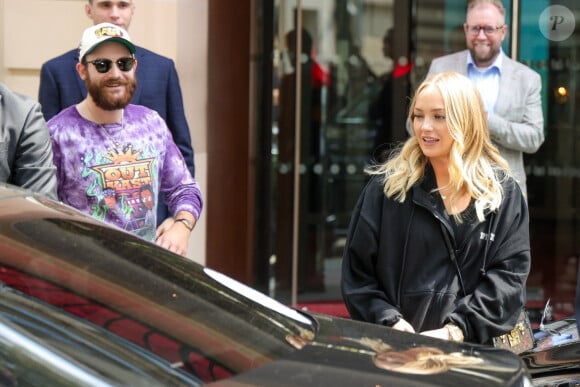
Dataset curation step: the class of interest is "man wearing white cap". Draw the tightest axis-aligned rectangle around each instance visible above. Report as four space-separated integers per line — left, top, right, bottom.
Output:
47 23 202 256
39 0 196 229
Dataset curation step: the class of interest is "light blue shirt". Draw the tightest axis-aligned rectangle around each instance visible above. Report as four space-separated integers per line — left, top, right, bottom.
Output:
467 50 503 113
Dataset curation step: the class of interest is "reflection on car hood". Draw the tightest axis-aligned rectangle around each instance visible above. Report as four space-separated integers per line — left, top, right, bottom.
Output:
216 314 531 386
0 287 201 386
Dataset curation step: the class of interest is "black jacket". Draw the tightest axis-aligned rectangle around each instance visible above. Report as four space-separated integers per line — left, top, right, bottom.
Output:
341 167 530 344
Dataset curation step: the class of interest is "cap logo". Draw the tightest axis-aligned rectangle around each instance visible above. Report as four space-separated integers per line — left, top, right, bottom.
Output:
94 26 125 40
79 23 134 62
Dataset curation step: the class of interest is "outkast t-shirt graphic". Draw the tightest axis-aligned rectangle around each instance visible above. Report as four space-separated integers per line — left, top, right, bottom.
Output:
89 142 157 240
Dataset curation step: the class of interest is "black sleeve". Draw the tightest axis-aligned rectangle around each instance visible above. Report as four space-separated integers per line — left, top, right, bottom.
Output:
341 177 402 326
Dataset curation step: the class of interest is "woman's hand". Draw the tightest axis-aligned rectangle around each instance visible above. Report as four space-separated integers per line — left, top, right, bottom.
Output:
392 318 416 333
420 327 449 340
421 324 464 342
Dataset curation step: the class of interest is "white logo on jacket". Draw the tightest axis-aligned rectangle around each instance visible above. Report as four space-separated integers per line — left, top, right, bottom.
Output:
480 232 495 242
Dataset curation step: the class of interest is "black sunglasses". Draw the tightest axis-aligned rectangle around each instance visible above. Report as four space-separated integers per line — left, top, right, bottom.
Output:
85 57 135 73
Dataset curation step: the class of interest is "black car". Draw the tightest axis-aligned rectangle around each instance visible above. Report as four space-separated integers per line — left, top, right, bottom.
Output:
0 183 534 386
521 316 580 387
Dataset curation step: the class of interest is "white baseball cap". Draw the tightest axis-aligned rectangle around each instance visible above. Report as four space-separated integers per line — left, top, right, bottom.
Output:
78 22 135 62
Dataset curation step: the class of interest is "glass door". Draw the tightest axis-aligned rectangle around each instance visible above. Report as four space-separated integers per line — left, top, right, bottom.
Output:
269 0 410 306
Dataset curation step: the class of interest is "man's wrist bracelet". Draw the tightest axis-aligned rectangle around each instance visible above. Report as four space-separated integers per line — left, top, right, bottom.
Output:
174 218 194 232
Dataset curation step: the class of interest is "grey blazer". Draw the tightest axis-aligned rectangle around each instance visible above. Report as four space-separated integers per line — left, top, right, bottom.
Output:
0 83 57 199
427 50 545 197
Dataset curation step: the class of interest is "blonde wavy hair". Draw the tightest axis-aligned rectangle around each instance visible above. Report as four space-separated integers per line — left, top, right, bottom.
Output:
368 71 510 222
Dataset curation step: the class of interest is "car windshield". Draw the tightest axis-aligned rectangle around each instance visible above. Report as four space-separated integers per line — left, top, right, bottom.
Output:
0 196 316 384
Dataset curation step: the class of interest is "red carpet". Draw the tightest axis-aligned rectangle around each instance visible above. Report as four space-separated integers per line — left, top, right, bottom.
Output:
296 300 350 319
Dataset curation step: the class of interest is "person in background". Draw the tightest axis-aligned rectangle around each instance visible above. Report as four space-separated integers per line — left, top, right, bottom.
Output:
48 23 202 256
425 0 544 197
369 27 412 162
342 71 530 344
0 83 57 200
38 0 195 225
276 28 328 292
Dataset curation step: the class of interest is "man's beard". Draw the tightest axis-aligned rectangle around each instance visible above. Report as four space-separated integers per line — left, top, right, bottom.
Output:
86 75 137 111
469 44 499 67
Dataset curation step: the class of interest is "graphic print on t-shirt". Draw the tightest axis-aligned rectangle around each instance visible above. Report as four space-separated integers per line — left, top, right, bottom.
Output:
88 143 157 240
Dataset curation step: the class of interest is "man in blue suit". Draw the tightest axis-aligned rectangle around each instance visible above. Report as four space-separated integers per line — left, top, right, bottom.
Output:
39 0 195 226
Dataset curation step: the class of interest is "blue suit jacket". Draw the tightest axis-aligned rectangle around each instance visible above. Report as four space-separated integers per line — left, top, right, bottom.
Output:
39 46 195 223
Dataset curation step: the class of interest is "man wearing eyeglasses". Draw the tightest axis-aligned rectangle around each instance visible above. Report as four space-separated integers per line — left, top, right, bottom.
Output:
425 0 544 198
38 0 195 228
47 23 203 257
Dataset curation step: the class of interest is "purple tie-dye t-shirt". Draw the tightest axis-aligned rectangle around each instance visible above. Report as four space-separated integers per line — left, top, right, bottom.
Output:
48 104 202 241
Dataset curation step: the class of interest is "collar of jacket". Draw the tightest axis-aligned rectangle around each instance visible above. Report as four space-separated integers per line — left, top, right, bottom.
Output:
410 163 497 222
410 164 448 221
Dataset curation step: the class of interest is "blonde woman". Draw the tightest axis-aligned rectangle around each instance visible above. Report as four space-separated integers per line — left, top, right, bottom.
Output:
341 71 530 344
